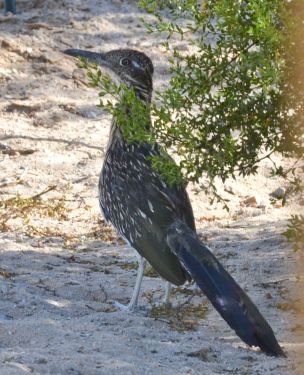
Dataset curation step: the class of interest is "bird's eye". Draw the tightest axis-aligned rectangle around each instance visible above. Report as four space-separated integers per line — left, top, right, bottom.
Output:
120 58 131 66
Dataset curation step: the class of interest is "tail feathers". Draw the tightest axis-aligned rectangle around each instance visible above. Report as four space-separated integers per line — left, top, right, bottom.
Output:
166 220 285 357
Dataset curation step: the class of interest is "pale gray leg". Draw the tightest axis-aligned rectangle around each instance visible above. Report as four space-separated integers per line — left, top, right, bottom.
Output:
127 256 146 310
163 281 171 306
115 255 146 312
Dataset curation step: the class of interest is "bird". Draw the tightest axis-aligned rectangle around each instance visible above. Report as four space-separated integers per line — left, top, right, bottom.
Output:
64 47 285 357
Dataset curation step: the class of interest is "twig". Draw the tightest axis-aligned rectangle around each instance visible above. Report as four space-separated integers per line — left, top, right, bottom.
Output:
30 185 57 200
177 294 196 309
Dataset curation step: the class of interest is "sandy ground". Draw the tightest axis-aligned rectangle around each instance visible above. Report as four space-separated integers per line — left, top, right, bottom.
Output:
0 1 303 374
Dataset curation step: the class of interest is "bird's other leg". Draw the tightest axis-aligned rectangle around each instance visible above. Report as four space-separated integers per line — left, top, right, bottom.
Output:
114 254 146 312
163 281 171 307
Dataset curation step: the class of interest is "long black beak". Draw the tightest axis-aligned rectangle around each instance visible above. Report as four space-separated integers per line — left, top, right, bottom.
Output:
64 49 107 66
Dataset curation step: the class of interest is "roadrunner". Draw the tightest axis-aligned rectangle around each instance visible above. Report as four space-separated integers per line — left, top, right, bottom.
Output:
64 48 285 357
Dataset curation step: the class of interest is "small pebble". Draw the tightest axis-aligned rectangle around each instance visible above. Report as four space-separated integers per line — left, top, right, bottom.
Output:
270 187 286 199
241 196 257 207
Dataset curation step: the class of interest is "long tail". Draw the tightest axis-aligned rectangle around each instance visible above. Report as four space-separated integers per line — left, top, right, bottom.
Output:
166 220 285 357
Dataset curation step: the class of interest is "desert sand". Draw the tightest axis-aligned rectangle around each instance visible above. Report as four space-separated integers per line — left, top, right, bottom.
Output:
0 1 302 374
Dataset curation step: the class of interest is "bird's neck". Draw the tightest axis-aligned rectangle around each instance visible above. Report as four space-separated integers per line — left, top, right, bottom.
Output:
107 89 152 150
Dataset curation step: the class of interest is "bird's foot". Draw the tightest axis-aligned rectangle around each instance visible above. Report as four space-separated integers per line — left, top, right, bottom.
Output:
153 300 172 309
113 300 150 315
162 301 172 309
113 300 135 312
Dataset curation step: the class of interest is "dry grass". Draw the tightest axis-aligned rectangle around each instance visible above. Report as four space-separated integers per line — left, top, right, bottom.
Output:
151 301 208 332
0 190 71 234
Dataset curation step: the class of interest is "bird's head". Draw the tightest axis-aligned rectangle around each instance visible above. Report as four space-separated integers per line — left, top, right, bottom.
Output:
64 48 154 102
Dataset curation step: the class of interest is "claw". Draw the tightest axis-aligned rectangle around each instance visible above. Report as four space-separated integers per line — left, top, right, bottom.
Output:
113 300 136 312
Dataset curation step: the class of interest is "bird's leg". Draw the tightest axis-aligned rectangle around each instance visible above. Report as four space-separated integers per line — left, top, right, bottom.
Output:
163 281 171 307
114 255 146 312
128 256 146 310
